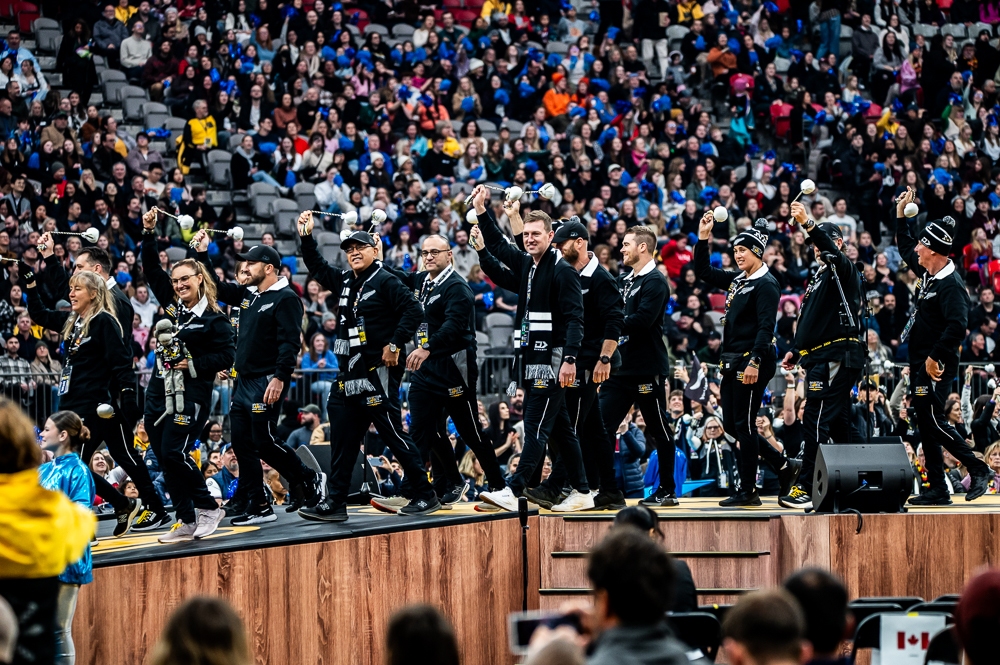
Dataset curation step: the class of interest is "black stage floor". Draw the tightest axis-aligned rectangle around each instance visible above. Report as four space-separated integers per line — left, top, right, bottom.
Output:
92 502 525 567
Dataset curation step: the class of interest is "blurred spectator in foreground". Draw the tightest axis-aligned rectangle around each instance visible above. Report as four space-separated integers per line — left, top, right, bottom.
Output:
149 596 251 665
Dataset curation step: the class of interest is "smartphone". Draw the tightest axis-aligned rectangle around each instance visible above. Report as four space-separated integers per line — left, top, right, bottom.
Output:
367 457 381 467
507 611 582 656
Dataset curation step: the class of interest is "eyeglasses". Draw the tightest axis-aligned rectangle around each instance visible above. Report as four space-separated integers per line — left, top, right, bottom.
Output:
171 273 197 285
420 249 450 258
344 245 368 255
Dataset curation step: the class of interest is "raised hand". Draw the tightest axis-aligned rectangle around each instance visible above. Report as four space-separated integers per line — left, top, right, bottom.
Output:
297 211 314 237
698 212 715 240
142 209 158 230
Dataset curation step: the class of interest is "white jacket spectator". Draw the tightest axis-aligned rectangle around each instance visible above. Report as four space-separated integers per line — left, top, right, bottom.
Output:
120 29 152 69
314 169 353 213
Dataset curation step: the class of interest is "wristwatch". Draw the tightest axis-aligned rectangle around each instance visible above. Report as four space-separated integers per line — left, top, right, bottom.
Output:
389 343 398 354
599 355 611 365
420 342 430 351
564 356 577 365
802 219 816 232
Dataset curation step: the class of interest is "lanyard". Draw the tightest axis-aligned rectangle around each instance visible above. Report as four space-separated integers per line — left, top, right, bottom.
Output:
418 264 452 306
352 265 382 319
524 263 537 317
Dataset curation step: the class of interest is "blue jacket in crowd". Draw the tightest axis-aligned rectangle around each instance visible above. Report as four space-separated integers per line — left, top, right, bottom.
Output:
614 423 646 498
38 453 94 585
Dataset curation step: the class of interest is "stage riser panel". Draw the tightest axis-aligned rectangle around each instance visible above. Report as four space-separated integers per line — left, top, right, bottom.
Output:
74 517 537 665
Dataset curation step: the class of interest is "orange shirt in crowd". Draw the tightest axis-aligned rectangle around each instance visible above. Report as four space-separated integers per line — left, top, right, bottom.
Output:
543 88 571 119
707 47 737 78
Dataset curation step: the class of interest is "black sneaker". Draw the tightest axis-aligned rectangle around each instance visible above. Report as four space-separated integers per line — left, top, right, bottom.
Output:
720 490 762 507
966 470 992 502
230 504 278 526
522 485 561 510
778 484 813 510
298 500 349 522
778 458 802 498
113 498 142 537
284 496 305 513
589 489 626 511
441 481 471 505
224 498 249 517
640 487 673 507
399 497 443 516
131 509 172 532
908 488 953 506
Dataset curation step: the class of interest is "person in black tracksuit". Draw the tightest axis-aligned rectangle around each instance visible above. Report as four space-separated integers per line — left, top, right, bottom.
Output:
140 218 236 542
471 186 593 513
24 267 145 537
694 214 796 506
893 187 993 505
779 202 866 509
294 213 440 522
206 243 325 525
377 232 508 507
597 225 680 507
36 238 165 532
475 217 626 510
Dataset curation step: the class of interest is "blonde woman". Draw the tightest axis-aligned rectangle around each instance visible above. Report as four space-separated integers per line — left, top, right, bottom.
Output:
139 212 237 542
25 268 148 536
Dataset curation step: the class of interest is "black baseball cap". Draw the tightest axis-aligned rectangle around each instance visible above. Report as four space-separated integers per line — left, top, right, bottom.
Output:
552 218 589 243
237 244 281 268
341 231 377 250
805 221 843 243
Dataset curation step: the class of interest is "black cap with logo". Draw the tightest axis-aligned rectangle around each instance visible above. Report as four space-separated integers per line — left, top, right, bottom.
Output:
236 244 282 268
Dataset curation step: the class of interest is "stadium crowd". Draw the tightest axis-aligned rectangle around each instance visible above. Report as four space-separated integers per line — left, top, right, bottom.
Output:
3 0 1000 657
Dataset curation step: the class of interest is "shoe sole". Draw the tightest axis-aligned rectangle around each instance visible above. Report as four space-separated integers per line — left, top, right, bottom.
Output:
966 477 991 501
399 504 443 517
522 492 556 510
297 509 349 523
230 513 278 526
441 482 470 506
474 503 500 512
370 499 407 514
778 499 813 510
720 499 762 507
551 502 594 512
908 498 953 506
113 501 143 538
480 494 517 511
158 534 195 543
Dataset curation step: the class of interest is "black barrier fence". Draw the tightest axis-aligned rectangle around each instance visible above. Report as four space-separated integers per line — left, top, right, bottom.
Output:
4 361 995 426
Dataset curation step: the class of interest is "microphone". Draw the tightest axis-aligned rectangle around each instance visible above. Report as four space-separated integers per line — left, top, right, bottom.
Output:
518 496 528 528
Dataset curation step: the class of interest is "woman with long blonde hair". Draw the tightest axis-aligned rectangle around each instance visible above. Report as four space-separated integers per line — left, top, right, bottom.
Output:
138 210 236 543
25 268 146 536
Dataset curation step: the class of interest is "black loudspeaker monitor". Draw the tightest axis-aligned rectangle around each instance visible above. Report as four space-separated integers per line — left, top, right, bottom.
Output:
302 445 379 505
812 442 913 513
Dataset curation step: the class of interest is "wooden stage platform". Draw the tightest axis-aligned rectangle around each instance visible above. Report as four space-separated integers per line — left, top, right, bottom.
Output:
75 496 1000 664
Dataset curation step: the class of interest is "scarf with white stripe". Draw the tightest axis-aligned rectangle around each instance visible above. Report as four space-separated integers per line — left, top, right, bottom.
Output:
521 248 560 381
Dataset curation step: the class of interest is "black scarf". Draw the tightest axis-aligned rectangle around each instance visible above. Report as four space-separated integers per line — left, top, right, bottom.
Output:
520 248 562 381
333 262 383 396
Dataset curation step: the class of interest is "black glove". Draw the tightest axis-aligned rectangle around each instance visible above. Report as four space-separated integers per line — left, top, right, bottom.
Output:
119 388 141 426
20 262 34 286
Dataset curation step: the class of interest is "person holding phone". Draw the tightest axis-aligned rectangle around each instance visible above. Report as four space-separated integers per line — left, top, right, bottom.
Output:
893 187 993 505
693 213 794 506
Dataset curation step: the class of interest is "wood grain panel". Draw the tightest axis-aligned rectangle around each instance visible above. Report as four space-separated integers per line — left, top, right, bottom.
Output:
777 514 831 581
830 513 1000 600
74 519 526 665
543 554 774 592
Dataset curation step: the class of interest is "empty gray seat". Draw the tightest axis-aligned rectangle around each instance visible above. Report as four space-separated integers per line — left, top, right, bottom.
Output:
270 198 300 237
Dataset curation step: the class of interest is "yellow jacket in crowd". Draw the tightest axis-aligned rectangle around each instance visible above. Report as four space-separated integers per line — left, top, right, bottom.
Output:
0 469 94 579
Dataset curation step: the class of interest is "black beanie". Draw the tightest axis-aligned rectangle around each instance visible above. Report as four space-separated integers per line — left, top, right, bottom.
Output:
733 218 770 259
918 216 956 256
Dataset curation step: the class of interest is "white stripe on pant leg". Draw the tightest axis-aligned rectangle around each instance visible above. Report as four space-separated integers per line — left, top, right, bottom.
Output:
814 400 825 449
535 399 550 442
461 398 484 445
382 408 417 452
117 421 144 468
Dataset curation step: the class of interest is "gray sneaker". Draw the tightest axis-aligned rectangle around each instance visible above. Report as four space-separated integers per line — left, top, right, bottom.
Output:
371 496 410 514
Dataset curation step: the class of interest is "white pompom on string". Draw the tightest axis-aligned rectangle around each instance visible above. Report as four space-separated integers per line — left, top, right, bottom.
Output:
340 228 354 241
372 209 388 224
505 185 524 202
538 183 557 200
81 228 100 243
713 206 729 222
904 202 919 218
177 214 195 231
39 227 102 252
800 179 816 195
986 363 996 374
466 208 479 225
97 403 115 419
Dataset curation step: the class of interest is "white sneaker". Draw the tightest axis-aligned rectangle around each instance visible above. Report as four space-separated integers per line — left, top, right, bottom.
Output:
194 508 225 539
479 486 519 512
158 522 197 543
551 489 596 512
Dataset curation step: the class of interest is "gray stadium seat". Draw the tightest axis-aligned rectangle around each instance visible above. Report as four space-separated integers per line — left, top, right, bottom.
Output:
165 247 188 263
485 313 514 349
250 182 279 219
100 69 127 105
942 24 967 39
476 119 498 133
392 24 415 38
142 102 169 130
270 198 300 237
34 18 61 54
210 162 231 188
293 182 316 213
364 23 388 36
